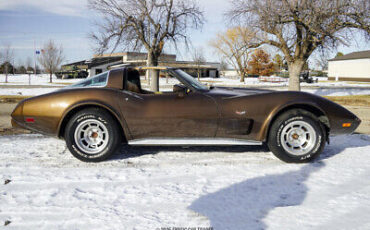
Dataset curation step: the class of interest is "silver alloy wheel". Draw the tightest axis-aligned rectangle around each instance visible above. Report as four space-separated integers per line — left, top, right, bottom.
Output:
280 120 317 156
74 119 109 155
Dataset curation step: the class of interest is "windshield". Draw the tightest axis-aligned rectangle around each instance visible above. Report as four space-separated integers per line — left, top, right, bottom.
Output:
172 69 208 91
68 71 109 88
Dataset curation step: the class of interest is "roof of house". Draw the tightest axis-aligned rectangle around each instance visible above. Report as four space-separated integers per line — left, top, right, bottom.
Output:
62 60 86 67
86 56 123 68
61 55 220 70
329 50 370 61
62 56 123 68
93 52 176 59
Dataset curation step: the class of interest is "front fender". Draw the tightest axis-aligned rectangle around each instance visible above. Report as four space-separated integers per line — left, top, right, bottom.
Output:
257 98 329 142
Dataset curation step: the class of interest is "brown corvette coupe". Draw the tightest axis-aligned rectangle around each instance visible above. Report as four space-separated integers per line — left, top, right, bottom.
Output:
11 67 360 163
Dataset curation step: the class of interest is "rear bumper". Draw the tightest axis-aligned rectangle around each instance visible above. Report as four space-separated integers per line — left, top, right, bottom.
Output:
11 118 23 129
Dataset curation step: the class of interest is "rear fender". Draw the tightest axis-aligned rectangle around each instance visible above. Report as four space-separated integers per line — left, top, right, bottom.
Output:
57 100 132 141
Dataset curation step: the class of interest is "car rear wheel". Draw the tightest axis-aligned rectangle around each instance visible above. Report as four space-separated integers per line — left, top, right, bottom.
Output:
65 108 122 162
267 109 326 163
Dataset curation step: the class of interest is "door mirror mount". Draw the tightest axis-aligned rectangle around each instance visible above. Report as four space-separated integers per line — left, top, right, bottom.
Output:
173 84 188 98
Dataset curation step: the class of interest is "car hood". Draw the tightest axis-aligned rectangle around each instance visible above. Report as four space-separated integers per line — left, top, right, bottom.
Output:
207 86 274 98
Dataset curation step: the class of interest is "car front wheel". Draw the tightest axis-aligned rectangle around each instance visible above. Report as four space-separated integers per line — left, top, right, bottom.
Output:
267 109 326 163
65 108 122 162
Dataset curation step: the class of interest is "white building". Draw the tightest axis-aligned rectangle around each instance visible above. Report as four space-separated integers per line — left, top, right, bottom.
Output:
62 52 220 78
328 50 370 82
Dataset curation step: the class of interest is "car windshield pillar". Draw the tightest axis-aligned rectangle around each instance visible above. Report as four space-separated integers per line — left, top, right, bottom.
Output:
167 69 209 92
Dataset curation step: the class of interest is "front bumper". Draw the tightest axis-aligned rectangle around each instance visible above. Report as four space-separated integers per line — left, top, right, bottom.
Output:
347 116 361 134
331 116 361 135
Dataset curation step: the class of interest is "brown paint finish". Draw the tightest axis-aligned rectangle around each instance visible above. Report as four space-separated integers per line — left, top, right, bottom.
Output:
14 87 125 137
106 68 124 89
117 91 218 139
11 67 361 143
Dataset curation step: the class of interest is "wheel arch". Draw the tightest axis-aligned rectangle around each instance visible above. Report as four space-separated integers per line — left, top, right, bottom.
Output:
259 102 330 142
57 102 130 142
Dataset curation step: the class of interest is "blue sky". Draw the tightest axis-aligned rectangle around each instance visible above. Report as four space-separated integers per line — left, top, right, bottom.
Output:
0 0 369 67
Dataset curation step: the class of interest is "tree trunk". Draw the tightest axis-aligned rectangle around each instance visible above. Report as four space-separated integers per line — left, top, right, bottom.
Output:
240 70 247 83
147 52 159 92
50 73 53 83
5 65 8 83
238 66 246 83
288 60 305 91
240 74 245 82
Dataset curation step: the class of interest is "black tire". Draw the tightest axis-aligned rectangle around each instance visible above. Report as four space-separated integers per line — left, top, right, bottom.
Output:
267 109 326 163
64 107 122 162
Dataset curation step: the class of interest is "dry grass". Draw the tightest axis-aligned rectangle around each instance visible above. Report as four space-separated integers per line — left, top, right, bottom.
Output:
318 80 370 85
345 82 370 85
200 80 220 84
0 95 31 103
317 80 336 83
52 82 73 85
325 95 370 107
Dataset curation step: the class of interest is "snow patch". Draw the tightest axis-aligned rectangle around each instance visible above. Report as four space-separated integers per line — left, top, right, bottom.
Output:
0 134 369 229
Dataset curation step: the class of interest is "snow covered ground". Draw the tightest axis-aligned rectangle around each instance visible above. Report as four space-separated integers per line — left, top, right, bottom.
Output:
0 88 58 96
0 74 80 86
1 134 370 229
201 76 370 88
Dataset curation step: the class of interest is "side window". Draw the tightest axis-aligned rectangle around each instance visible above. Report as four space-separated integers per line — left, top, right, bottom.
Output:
125 69 186 94
140 71 183 93
69 72 108 88
158 73 182 93
126 69 142 94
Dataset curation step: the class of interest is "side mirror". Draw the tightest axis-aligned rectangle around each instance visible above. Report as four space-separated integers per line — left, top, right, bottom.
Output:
173 84 188 98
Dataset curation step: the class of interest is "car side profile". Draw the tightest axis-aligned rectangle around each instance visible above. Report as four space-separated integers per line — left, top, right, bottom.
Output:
11 67 361 163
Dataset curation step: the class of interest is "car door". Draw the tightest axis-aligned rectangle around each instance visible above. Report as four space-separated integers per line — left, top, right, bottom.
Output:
118 90 219 139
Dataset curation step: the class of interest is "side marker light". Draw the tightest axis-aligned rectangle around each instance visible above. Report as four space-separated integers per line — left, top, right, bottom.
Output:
342 123 351 128
25 117 35 123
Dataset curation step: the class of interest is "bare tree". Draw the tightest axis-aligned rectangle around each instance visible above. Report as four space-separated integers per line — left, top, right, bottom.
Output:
15 59 26 74
210 27 257 82
192 46 206 80
26 57 34 72
0 44 14 83
38 40 64 83
229 0 370 90
89 0 204 91
219 59 229 71
315 51 329 71
273 54 284 72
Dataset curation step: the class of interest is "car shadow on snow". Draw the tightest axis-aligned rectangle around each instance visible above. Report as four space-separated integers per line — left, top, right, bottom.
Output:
189 162 324 230
188 135 370 230
317 134 370 161
111 134 369 162
110 144 271 161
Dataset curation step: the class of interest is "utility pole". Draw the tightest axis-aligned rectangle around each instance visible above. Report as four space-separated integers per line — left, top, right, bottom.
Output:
34 40 37 76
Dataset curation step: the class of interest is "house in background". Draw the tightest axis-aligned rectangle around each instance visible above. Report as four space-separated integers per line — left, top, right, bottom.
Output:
328 50 370 82
62 52 220 78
